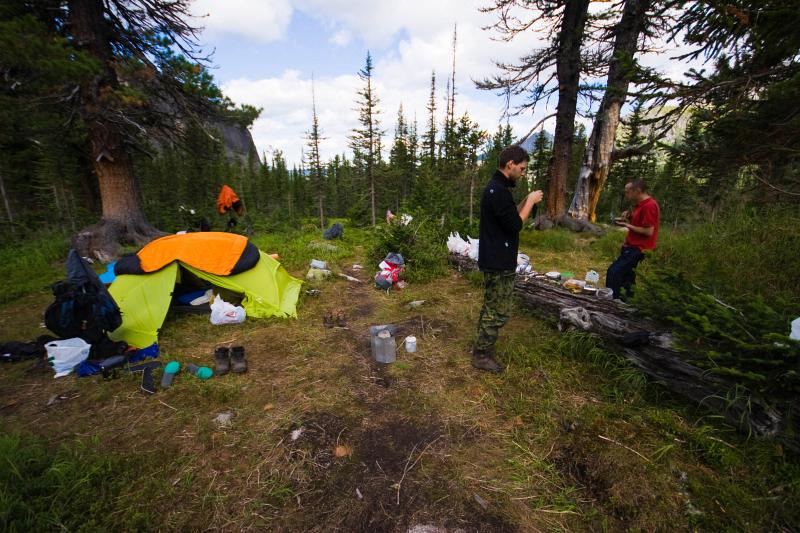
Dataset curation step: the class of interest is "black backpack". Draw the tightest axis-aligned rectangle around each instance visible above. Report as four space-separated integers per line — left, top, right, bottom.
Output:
44 250 122 344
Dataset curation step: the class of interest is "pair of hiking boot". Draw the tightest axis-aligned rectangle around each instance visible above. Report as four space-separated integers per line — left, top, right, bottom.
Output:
214 346 247 375
472 347 504 374
323 309 347 328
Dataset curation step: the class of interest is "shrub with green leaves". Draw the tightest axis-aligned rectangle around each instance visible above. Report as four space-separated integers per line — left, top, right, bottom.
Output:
371 215 448 283
631 268 800 397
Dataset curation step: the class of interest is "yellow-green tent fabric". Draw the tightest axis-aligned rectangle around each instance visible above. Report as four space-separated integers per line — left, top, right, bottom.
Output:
108 252 301 347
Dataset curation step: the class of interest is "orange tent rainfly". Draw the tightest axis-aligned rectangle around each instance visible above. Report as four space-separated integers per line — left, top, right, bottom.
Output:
115 232 260 276
217 184 244 216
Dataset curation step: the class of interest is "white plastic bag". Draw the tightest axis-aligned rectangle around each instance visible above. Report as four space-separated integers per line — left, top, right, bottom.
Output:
446 232 469 255
467 237 480 262
46 338 91 378
210 294 246 325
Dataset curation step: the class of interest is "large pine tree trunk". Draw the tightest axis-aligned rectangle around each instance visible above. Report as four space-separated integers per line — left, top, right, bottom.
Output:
544 0 591 220
68 0 162 261
568 0 650 222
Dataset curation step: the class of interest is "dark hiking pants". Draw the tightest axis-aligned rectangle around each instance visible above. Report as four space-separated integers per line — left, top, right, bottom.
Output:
606 246 645 299
475 270 516 352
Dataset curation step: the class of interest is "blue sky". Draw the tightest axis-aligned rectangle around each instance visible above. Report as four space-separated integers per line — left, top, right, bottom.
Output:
206 11 372 81
191 1 697 166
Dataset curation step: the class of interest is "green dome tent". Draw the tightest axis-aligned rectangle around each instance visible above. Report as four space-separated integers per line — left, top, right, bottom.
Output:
107 233 302 347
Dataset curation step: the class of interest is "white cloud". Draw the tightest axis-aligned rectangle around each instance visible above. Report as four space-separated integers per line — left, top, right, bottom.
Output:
220 1 556 164
191 0 293 43
329 29 352 47
215 0 701 165
222 71 362 163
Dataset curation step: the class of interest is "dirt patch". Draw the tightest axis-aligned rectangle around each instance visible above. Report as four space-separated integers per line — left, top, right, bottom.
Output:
286 412 352 470
346 283 377 319
280 411 515 532
395 316 453 339
553 427 683 530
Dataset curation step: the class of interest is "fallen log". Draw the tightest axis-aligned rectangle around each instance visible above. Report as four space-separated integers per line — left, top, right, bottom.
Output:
450 254 794 447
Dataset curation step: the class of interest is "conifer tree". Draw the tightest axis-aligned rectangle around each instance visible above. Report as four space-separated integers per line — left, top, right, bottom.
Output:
305 77 326 229
601 99 656 216
390 104 415 206
349 52 383 225
421 72 438 169
568 0 660 222
271 151 290 218
530 131 552 192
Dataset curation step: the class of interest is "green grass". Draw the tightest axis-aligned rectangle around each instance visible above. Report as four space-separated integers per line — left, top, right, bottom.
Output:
518 226 625 285
251 218 374 275
1 218 799 531
0 232 69 303
0 434 161 532
642 206 800 312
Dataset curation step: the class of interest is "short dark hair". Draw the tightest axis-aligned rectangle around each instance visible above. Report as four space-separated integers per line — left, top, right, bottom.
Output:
498 145 530 168
628 179 647 192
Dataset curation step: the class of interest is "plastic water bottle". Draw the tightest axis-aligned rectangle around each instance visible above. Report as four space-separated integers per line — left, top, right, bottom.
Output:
374 330 396 363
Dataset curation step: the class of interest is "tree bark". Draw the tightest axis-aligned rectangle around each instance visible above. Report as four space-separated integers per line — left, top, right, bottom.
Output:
545 0 591 220
568 0 651 222
68 0 162 260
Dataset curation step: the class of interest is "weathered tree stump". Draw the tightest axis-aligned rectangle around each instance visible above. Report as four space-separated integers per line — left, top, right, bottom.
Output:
450 253 793 447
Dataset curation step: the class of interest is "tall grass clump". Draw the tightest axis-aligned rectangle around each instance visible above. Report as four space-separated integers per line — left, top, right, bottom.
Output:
0 434 155 531
644 205 800 311
0 231 69 303
521 227 577 252
251 219 373 273
552 331 647 398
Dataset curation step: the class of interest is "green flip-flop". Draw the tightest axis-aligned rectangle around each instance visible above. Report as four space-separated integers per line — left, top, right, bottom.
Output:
161 361 181 388
186 362 213 380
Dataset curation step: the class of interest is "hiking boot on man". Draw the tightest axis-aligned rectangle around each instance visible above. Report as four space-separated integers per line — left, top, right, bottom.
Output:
472 348 503 374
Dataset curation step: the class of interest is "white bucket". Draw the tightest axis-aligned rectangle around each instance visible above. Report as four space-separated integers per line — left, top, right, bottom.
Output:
405 336 417 353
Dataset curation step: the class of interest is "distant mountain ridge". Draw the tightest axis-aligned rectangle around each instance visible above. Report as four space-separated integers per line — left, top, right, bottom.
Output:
520 130 553 153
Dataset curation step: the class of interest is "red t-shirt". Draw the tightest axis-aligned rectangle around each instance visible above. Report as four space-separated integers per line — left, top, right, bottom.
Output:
624 196 660 251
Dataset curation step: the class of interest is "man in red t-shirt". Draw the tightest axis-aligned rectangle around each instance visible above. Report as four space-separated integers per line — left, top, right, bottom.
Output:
606 179 660 299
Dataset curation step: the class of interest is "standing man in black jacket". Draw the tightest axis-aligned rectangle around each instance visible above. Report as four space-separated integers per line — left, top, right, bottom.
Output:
473 145 543 373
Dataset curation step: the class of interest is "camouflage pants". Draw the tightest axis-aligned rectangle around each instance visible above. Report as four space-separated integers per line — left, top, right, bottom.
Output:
475 270 516 352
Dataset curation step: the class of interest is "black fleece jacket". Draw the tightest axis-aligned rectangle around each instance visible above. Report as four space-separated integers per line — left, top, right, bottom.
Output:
478 170 535 272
